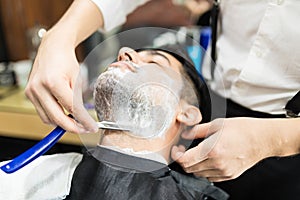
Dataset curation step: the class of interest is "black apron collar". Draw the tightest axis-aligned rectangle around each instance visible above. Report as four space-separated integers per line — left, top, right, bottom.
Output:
88 146 171 175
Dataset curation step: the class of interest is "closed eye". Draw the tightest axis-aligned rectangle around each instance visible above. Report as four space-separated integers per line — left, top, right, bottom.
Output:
149 61 159 64
148 61 167 68
146 50 171 65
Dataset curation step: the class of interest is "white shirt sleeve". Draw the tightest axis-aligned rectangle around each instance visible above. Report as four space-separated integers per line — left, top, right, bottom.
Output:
90 0 150 32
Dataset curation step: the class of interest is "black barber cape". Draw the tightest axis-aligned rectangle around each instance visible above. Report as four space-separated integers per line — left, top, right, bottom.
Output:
66 146 228 200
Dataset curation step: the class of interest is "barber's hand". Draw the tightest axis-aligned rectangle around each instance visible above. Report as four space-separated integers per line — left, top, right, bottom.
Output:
184 0 213 17
171 118 278 182
25 31 98 133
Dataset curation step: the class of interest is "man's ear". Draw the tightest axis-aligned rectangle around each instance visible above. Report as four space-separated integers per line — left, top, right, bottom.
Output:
176 101 202 126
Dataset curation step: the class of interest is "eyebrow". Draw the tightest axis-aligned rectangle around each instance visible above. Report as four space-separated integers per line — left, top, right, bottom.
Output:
145 50 171 65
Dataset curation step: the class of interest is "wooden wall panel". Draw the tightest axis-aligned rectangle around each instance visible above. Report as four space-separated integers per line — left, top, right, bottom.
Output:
0 0 74 61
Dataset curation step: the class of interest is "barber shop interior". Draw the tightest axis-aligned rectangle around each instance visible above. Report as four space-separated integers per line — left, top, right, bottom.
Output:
0 0 299 200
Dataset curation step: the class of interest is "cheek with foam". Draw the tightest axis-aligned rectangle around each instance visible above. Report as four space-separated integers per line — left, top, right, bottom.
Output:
95 64 184 139
94 68 129 121
114 84 180 139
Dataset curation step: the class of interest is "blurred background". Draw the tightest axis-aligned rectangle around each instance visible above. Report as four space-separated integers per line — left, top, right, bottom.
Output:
0 0 212 161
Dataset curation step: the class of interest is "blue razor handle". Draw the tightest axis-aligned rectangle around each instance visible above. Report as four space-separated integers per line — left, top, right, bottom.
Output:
0 125 66 173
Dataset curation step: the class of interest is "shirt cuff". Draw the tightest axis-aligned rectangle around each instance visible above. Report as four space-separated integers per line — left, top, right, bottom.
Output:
90 0 149 32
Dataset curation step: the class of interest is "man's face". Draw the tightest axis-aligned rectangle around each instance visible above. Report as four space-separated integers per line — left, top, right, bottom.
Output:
94 47 186 138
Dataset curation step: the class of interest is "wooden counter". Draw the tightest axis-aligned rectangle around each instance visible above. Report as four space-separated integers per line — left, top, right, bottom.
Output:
0 87 92 146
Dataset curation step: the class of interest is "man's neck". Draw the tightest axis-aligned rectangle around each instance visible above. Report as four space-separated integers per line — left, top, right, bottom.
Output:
100 130 178 163
99 145 169 165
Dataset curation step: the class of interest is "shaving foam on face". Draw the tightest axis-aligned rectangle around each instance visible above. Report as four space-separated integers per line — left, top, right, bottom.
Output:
114 64 181 139
94 67 131 121
124 83 179 139
95 63 183 139
105 66 129 78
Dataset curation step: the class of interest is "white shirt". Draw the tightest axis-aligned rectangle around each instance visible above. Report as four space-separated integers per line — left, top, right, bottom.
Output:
90 0 149 32
206 0 300 114
91 0 300 114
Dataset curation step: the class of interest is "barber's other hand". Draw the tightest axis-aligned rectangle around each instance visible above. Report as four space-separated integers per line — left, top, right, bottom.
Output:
184 0 213 17
171 118 278 182
25 31 98 133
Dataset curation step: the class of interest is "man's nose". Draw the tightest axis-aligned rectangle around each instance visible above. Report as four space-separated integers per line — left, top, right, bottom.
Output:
118 47 139 63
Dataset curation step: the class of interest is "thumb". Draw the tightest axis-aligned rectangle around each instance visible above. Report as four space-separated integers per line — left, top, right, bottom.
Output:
171 145 186 161
182 119 222 140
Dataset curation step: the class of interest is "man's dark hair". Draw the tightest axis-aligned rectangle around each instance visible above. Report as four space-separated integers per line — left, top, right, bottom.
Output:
148 44 212 124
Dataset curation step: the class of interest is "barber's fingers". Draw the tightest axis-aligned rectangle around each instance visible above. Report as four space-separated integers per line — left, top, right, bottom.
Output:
207 177 233 183
181 123 210 140
46 75 97 133
194 168 233 182
181 119 224 140
183 158 223 175
27 81 87 133
171 144 207 168
185 0 213 16
195 169 232 182
26 71 97 133
171 146 184 161
26 73 89 133
194 169 223 177
173 148 233 182
25 87 52 125
171 145 187 159
71 76 98 133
